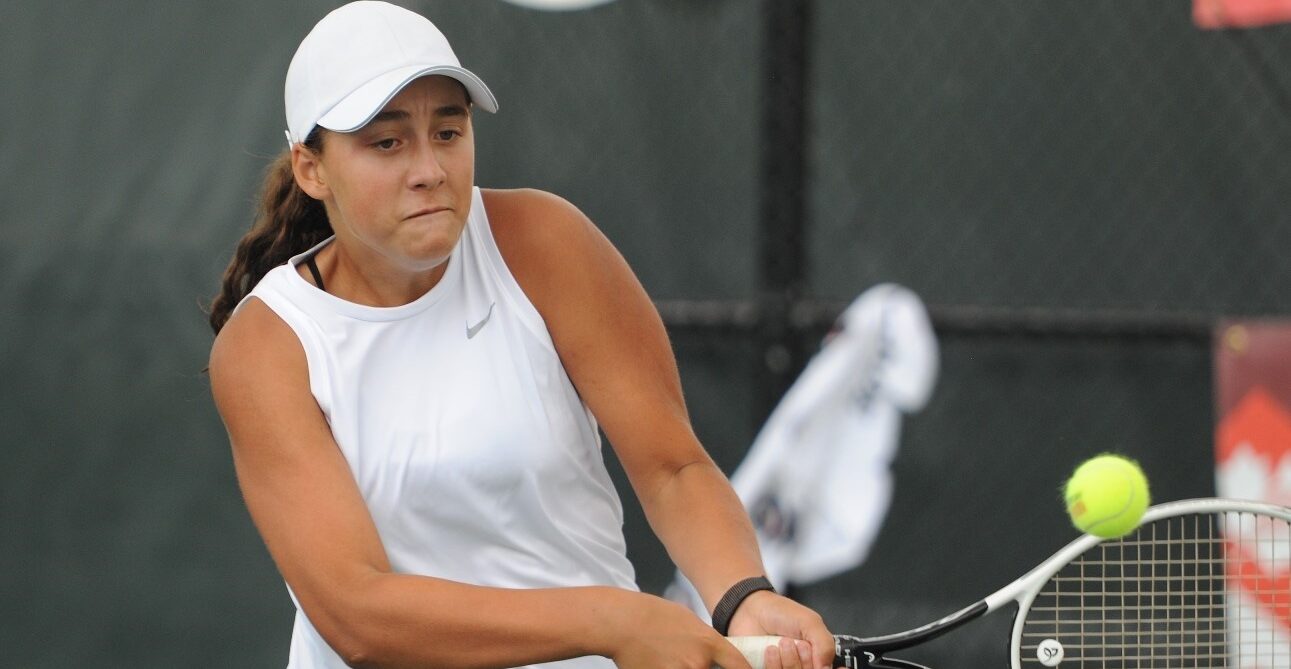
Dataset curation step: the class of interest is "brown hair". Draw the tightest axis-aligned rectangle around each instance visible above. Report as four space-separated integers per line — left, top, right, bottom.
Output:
208 130 329 334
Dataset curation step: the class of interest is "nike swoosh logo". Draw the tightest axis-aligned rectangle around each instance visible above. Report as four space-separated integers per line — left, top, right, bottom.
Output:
466 302 496 339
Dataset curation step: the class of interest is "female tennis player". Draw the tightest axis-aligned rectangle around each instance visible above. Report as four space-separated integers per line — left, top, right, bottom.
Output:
207 3 834 668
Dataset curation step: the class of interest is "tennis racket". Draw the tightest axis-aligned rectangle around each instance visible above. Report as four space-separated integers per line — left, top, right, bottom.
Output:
727 498 1291 668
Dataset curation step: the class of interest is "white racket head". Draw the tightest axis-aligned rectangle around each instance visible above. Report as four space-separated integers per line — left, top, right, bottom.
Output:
1007 498 1291 668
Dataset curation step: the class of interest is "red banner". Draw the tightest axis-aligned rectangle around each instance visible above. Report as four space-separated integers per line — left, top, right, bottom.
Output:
1195 0 1291 29
1215 321 1291 505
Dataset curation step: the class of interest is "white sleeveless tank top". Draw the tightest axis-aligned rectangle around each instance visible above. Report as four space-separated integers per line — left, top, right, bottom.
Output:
243 187 636 669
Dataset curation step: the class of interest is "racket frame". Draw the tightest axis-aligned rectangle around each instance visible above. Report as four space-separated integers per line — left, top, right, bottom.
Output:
833 498 1291 668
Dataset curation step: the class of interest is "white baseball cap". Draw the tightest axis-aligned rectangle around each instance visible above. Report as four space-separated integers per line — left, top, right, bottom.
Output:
284 1 498 146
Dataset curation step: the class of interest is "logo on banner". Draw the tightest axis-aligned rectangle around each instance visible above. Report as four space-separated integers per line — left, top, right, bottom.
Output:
1215 386 1291 649
1217 387 1291 506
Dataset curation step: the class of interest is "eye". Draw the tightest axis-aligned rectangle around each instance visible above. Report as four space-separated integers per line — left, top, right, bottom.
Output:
435 129 462 141
372 137 398 150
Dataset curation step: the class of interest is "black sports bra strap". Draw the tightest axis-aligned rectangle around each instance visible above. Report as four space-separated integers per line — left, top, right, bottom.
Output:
305 254 325 291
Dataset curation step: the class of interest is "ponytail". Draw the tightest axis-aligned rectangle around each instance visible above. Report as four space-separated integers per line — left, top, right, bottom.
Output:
208 131 330 334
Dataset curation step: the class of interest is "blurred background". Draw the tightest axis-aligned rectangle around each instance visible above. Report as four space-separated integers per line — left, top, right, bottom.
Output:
4 0 1290 666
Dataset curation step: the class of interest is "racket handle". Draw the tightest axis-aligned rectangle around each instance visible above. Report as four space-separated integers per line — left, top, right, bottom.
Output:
722 636 785 669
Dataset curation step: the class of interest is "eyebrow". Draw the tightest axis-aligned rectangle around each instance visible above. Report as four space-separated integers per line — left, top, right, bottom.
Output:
368 105 470 125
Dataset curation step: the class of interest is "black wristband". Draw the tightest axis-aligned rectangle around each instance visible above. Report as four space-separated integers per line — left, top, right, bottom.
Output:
710 576 776 636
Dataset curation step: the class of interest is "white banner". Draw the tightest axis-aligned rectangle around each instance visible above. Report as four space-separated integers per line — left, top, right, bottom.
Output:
666 284 939 616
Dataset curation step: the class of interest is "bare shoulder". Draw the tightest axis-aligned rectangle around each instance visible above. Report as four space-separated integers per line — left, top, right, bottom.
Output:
208 297 307 402
480 188 617 312
480 187 600 257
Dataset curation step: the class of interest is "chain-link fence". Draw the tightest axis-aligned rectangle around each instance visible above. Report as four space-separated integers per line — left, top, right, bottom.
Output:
810 1 1291 315
650 2 1291 666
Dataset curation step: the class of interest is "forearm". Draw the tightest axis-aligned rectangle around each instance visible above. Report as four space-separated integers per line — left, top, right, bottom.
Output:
641 458 767 613
636 459 839 669
324 575 632 668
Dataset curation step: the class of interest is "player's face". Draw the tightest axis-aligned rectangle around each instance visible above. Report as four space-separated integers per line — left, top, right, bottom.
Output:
311 75 476 277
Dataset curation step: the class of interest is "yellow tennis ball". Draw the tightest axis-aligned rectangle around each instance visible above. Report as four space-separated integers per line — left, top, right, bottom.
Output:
1064 455 1150 538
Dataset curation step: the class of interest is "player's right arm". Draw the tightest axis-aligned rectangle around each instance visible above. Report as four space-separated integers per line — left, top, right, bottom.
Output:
208 299 758 669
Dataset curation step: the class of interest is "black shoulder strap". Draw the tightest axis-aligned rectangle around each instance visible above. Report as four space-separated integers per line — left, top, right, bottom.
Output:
305 254 325 291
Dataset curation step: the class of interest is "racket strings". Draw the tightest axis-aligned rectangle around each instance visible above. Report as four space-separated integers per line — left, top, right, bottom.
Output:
1018 511 1291 668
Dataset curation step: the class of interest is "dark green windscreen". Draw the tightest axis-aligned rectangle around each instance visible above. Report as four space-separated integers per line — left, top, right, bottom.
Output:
4 1 1285 665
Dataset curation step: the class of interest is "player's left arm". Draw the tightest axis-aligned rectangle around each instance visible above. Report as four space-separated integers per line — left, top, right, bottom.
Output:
485 188 833 669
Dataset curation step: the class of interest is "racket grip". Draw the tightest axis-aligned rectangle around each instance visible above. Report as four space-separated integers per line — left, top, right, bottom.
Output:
721 636 784 669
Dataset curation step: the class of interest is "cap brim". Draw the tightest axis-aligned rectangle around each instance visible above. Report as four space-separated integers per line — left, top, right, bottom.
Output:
317 64 498 133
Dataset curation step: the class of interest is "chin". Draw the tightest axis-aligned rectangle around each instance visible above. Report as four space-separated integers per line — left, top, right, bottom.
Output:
401 220 464 259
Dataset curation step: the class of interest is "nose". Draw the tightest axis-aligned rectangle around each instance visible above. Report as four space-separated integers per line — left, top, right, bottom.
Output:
408 141 447 191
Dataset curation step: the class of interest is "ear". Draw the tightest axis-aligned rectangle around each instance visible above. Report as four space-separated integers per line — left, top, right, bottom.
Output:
291 143 331 200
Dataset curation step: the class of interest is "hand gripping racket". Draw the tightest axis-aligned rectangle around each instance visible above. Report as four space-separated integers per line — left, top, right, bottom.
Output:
728 498 1291 669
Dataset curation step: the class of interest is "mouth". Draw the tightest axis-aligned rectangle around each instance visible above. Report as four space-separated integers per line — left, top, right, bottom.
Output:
405 206 450 220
